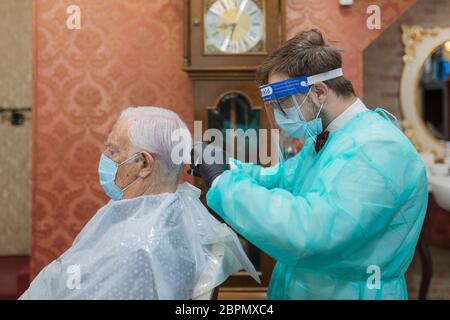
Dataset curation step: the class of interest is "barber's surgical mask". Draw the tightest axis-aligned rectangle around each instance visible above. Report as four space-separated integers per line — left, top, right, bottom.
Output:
274 87 325 141
98 153 141 201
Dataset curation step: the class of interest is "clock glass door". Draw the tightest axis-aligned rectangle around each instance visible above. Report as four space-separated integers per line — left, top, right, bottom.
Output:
208 92 260 162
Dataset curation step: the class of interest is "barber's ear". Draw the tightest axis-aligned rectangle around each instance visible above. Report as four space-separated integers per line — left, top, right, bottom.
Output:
313 82 329 104
138 152 154 178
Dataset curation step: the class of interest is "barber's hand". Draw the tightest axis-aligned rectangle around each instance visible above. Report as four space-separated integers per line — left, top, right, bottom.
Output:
188 142 230 188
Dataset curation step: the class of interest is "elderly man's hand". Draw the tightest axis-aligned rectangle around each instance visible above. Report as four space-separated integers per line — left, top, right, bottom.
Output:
188 142 230 188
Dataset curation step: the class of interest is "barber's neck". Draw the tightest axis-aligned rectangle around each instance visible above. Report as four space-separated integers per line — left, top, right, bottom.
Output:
322 94 358 129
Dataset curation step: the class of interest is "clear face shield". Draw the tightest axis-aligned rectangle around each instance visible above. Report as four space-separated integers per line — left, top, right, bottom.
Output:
259 68 344 162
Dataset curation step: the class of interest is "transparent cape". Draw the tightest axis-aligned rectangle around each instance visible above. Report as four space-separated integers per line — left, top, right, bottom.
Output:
20 183 260 300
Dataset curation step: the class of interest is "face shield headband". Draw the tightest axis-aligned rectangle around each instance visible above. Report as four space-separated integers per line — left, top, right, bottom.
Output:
259 68 344 103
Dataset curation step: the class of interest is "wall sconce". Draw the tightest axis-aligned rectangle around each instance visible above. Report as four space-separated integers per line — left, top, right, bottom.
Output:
0 107 32 126
339 0 354 6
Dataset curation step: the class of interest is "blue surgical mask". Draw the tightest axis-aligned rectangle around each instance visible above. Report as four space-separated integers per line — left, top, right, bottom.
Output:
274 88 324 141
98 153 140 201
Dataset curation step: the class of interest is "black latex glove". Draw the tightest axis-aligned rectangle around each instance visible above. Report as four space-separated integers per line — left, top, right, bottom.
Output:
188 142 230 188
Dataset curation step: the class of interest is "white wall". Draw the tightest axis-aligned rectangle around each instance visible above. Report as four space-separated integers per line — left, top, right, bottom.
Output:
0 0 32 255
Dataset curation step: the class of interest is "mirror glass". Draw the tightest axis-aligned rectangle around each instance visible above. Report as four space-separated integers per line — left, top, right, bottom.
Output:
419 41 450 141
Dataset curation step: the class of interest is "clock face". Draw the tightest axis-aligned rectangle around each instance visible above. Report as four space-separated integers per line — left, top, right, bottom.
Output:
204 0 266 54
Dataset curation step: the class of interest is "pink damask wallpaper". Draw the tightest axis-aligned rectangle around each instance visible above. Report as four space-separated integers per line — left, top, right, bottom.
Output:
32 0 418 277
32 0 193 276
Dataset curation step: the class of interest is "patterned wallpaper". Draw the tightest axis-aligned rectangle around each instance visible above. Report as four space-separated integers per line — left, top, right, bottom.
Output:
0 0 32 255
31 0 419 277
32 0 193 276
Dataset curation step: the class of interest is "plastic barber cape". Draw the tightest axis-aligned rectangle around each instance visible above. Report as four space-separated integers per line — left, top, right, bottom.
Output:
206 109 428 300
21 183 259 300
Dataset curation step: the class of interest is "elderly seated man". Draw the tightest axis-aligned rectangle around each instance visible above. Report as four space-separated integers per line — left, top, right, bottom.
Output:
21 106 259 300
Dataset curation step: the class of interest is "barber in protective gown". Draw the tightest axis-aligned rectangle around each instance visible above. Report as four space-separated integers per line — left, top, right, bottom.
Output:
191 29 428 300
21 107 259 300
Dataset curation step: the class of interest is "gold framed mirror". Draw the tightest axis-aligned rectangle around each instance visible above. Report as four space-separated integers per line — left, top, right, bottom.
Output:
400 25 450 160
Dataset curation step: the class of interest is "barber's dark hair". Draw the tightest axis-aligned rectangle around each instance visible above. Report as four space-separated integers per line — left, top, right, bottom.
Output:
256 29 356 98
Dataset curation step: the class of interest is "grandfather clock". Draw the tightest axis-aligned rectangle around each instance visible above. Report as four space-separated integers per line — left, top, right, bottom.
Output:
183 0 285 296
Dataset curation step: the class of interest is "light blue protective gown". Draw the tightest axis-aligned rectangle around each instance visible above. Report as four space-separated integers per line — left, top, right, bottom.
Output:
206 109 428 300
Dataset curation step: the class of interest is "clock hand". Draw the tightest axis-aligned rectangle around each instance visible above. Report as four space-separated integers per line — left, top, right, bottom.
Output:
230 22 237 38
230 0 249 41
234 0 249 25
217 23 232 30
218 0 250 52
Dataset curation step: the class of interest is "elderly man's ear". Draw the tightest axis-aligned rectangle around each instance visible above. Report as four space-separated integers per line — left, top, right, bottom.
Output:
138 152 155 178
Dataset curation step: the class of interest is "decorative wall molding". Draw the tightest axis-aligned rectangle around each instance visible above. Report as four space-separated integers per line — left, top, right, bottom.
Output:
401 25 440 62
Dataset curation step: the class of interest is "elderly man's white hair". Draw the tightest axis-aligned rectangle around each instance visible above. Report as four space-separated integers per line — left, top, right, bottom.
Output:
120 106 192 179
